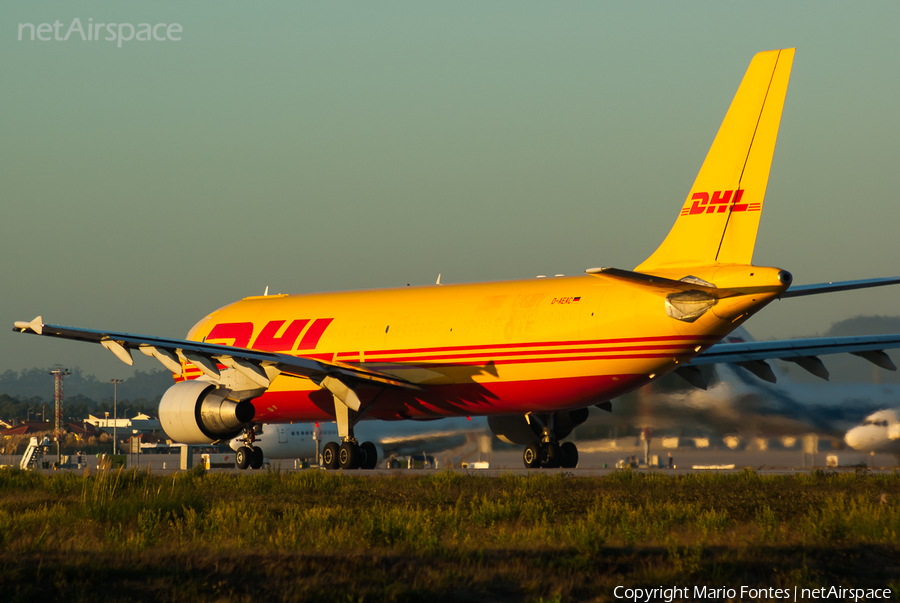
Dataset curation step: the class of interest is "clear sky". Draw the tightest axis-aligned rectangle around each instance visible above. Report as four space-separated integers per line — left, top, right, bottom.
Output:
3 1 900 381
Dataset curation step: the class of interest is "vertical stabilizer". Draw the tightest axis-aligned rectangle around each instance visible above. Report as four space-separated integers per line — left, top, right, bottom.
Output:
636 48 794 272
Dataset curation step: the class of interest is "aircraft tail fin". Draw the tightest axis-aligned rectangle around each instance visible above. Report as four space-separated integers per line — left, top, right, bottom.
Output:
636 48 794 272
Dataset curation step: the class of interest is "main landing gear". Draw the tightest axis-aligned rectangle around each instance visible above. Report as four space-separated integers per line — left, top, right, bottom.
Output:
522 413 579 469
236 445 264 470
321 439 378 470
318 375 380 470
523 441 578 469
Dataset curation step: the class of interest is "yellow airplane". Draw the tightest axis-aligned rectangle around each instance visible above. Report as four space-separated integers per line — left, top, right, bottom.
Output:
14 49 900 470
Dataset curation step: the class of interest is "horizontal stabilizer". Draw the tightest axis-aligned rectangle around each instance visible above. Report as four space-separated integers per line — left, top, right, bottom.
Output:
781 276 900 298
586 267 738 298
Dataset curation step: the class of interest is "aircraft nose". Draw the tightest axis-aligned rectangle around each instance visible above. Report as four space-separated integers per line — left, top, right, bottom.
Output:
844 427 865 450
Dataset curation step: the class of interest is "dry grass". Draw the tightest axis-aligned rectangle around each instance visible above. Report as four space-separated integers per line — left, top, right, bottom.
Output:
1 467 899 602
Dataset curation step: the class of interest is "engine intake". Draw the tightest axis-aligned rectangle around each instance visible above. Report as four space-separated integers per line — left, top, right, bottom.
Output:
159 380 255 444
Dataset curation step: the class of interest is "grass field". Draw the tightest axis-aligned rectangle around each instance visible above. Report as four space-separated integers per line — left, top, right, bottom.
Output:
1 467 898 602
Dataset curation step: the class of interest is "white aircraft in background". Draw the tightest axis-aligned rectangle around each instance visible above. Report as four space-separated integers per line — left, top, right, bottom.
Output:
229 416 490 469
844 410 900 458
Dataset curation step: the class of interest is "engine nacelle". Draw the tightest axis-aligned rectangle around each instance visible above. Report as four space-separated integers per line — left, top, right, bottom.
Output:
159 380 256 445
488 408 590 445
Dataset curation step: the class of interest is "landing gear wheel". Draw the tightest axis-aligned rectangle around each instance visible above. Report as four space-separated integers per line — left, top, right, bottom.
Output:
360 441 378 470
560 442 579 469
250 446 264 469
339 441 360 469
235 446 252 470
322 442 340 470
523 442 541 468
540 442 561 468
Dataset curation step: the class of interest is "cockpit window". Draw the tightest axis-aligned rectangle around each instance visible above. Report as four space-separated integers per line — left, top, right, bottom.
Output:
865 419 890 427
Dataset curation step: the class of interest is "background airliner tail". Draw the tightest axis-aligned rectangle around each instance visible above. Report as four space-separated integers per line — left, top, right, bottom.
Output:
636 48 794 272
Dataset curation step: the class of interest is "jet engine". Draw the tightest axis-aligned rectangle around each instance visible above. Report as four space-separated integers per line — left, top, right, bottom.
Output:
158 380 256 445
488 408 590 445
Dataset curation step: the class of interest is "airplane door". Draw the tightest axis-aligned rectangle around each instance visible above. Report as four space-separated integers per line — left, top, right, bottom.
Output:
278 426 288 444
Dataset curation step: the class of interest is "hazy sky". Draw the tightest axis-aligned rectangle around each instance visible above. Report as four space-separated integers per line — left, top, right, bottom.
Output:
3 1 900 382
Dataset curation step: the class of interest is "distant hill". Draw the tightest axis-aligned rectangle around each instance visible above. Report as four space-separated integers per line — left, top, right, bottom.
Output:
823 315 900 338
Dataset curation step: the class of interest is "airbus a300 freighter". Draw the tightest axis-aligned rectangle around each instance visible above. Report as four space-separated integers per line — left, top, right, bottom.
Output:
15 48 900 469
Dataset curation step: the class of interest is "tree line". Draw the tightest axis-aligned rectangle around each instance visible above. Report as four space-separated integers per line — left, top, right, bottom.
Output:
0 367 174 422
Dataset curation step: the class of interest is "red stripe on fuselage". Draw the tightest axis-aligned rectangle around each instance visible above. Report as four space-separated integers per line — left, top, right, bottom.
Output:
365 343 698 363
364 334 717 357
367 352 689 369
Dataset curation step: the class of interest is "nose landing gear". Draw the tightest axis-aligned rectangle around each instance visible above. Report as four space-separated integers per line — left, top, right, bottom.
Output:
235 426 265 470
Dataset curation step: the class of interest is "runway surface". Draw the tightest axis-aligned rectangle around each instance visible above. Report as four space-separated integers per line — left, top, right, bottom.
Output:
7 438 898 475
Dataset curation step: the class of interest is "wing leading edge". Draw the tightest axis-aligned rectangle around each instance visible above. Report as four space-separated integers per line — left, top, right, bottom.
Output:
12 317 420 391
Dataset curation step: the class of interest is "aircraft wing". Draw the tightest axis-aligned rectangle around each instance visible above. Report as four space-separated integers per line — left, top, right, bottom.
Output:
688 334 900 382
12 317 420 390
585 270 900 300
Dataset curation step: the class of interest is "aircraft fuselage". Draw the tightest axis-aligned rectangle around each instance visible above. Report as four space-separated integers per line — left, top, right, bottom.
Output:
183 266 786 423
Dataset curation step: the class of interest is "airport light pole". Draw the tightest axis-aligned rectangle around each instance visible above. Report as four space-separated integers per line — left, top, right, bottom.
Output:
110 379 123 456
49 367 70 467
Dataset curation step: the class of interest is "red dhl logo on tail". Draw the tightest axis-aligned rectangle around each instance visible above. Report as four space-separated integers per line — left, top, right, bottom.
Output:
204 318 334 352
679 189 761 216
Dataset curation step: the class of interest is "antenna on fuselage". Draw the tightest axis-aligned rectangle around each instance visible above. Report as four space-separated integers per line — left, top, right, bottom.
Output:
264 286 269 296
436 274 442 285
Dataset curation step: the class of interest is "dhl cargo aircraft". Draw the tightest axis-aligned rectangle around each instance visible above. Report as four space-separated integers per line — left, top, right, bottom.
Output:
15 48 900 469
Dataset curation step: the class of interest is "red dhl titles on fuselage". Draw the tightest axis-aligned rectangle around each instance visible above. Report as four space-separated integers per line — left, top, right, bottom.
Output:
175 274 759 422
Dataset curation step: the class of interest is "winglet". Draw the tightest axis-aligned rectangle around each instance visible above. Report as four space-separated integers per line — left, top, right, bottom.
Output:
13 316 43 335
